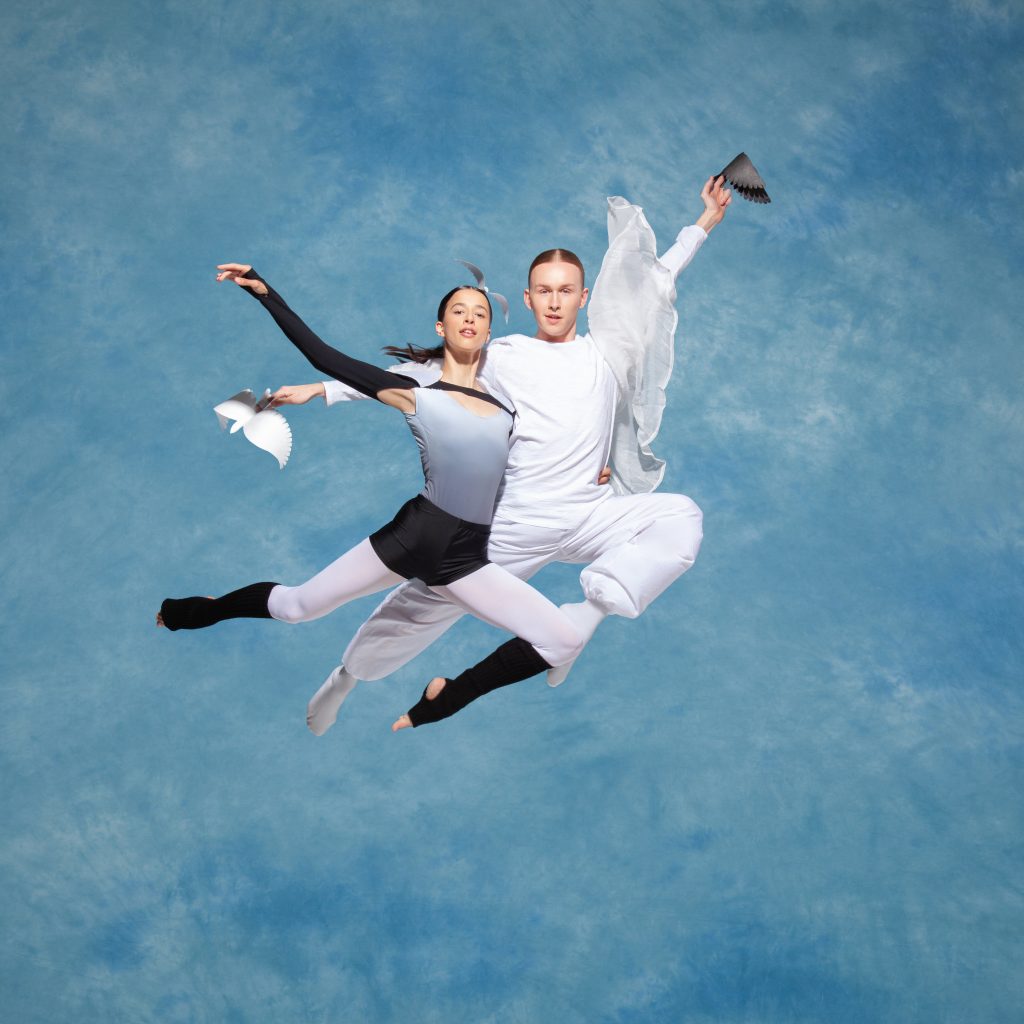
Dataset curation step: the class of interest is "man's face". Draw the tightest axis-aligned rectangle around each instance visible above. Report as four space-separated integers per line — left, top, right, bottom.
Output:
524 261 588 342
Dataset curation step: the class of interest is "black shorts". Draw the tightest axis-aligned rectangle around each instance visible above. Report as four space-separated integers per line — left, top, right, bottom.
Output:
369 495 490 586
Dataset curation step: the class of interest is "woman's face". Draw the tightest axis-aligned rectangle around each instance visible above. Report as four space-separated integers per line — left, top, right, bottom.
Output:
435 288 491 354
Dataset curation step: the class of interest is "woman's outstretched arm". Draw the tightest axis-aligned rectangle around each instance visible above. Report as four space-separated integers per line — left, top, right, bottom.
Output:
215 262 417 411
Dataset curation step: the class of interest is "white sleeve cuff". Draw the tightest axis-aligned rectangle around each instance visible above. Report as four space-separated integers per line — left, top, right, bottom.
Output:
679 223 708 245
658 224 708 281
322 360 443 406
322 379 363 405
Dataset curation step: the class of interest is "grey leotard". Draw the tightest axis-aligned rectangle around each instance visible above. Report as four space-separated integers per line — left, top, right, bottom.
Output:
406 384 513 526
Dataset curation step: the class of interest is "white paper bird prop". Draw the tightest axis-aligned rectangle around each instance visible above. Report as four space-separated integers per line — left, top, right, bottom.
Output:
213 389 293 469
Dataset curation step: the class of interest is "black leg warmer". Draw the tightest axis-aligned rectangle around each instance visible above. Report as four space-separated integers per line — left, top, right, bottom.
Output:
160 582 278 631
407 636 551 727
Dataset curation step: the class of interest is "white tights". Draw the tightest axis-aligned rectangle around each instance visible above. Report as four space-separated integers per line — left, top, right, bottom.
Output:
267 539 582 668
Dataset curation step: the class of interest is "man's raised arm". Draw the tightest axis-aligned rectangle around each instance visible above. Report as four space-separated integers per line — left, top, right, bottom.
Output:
658 174 731 280
586 174 732 495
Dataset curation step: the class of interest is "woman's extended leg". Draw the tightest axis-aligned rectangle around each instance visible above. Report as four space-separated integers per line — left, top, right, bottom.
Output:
440 563 583 667
267 540 404 623
394 563 584 729
159 539 403 630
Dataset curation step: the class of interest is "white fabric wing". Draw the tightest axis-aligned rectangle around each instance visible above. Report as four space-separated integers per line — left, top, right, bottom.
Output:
587 197 679 495
242 409 293 470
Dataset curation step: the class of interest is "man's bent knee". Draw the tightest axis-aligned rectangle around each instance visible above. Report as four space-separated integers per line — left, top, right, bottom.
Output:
661 494 703 563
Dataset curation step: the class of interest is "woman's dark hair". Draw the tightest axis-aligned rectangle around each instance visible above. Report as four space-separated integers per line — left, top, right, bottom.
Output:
528 248 586 285
382 284 492 364
435 284 491 323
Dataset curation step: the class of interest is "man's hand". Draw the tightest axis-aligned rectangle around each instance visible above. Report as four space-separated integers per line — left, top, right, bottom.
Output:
598 466 612 486
271 383 326 407
695 176 732 234
216 262 268 296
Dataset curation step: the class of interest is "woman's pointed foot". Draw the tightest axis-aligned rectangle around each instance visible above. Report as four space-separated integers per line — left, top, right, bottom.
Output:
156 596 214 631
391 677 446 732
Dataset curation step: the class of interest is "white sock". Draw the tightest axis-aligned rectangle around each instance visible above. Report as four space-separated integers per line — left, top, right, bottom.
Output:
546 599 606 688
306 666 357 736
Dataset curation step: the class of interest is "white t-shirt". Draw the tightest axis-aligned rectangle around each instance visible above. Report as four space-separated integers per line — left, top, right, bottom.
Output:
477 333 618 528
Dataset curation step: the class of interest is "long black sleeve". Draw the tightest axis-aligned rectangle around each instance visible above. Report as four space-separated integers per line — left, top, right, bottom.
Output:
241 269 419 399
406 637 550 727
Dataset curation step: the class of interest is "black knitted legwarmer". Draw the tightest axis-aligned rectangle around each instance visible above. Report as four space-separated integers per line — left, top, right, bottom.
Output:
407 636 551 727
160 582 278 631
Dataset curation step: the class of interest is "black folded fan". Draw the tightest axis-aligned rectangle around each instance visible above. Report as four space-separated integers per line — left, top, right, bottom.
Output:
718 153 771 204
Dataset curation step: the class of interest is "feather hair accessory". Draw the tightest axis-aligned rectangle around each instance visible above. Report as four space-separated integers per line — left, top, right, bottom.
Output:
453 259 510 322
717 152 771 204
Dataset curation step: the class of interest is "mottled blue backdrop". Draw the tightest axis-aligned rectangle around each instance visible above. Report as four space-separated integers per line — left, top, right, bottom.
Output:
2 1 1022 1021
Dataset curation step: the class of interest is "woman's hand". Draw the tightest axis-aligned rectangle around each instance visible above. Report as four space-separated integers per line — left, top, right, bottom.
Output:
216 262 268 296
270 383 326 407
695 175 732 234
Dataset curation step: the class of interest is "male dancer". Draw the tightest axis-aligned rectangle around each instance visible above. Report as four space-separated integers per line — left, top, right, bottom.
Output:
276 176 731 734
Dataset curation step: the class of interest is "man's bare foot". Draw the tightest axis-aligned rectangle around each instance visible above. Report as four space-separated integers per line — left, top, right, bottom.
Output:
307 666 357 736
546 599 605 686
156 597 214 628
391 676 446 732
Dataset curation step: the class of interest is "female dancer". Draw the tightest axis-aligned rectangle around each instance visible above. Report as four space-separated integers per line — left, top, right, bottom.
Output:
158 264 583 723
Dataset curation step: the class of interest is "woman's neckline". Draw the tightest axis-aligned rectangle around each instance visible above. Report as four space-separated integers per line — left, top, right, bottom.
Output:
427 380 513 418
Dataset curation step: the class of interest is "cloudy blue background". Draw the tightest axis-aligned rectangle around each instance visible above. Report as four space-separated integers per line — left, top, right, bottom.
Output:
2 0 1022 1020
